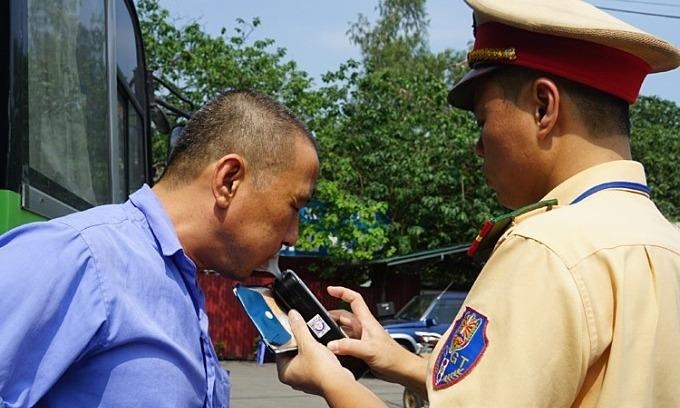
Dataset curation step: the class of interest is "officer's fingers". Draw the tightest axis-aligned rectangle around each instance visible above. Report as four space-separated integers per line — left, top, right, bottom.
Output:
329 309 362 339
328 308 352 323
327 287 384 342
282 310 353 393
275 336 323 396
275 351 294 381
326 286 349 303
329 330 414 381
286 309 315 349
327 286 374 320
327 333 395 362
329 309 360 328
327 337 371 359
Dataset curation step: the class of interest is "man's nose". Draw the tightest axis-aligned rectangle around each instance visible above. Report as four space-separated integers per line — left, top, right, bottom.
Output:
475 137 484 158
282 221 299 247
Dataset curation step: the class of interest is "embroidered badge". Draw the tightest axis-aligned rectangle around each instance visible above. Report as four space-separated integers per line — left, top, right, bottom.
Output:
432 307 489 389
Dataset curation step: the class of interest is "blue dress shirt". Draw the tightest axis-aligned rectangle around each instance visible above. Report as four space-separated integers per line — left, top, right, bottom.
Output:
0 185 230 407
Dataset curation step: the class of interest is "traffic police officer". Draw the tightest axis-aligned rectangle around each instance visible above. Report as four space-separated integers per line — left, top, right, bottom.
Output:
275 1 680 406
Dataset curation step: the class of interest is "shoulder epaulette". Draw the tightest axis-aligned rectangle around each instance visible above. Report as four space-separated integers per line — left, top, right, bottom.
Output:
467 199 558 263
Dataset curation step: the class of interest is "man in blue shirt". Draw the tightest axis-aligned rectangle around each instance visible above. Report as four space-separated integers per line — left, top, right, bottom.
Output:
0 89 320 407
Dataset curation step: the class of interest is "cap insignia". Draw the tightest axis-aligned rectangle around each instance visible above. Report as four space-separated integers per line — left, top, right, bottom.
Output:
467 47 516 68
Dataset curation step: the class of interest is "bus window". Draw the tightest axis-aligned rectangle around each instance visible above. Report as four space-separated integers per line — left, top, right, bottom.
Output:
1 0 154 231
116 0 149 197
116 92 146 199
6 0 150 221
127 102 146 195
26 0 110 208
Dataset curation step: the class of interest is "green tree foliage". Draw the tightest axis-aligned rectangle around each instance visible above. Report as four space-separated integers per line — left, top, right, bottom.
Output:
349 0 430 70
136 0 501 284
136 0 680 285
317 0 502 259
302 0 504 285
137 0 325 166
137 0 315 112
630 96 680 221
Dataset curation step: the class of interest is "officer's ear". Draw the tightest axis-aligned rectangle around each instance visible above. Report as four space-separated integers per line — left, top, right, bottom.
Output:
212 154 244 209
532 77 559 138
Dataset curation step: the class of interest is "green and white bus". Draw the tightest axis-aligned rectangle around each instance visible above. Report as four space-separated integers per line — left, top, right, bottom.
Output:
1 0 152 233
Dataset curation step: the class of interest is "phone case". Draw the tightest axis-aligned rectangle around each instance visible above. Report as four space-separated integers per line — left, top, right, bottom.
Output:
272 270 369 379
232 285 297 353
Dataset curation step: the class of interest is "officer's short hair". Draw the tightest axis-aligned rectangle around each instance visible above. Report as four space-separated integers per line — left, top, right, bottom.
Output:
488 65 631 138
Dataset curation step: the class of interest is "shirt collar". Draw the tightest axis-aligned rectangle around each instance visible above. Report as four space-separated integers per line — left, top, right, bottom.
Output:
128 184 183 257
512 160 647 225
541 160 648 205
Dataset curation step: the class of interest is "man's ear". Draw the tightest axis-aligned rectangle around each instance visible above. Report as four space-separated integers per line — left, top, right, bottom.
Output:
533 78 560 138
212 154 245 209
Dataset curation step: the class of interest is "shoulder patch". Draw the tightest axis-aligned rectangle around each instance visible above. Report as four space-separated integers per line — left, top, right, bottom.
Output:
432 306 489 390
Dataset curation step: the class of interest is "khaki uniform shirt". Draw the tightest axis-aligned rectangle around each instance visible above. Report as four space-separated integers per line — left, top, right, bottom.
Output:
428 161 680 407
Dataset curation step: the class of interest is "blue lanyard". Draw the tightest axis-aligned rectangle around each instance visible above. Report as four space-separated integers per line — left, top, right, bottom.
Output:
570 181 650 205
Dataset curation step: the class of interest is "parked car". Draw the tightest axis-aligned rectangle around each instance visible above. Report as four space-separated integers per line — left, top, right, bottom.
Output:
380 290 468 353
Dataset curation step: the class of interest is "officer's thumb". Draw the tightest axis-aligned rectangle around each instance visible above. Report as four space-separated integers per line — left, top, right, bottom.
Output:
327 337 368 361
287 309 314 345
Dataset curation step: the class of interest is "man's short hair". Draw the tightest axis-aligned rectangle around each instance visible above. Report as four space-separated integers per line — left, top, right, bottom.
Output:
160 89 316 187
489 66 631 138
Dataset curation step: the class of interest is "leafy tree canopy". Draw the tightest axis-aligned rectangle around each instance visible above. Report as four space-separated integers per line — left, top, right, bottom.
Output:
136 0 680 285
631 96 680 221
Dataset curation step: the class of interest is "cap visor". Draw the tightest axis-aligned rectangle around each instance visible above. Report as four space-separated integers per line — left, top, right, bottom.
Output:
448 66 498 111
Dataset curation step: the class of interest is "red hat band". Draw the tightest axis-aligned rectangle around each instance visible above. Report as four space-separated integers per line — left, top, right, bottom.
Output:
469 22 652 103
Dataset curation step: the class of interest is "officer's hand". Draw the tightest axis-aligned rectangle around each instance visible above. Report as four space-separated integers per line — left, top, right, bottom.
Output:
325 286 420 383
329 308 362 339
275 309 354 396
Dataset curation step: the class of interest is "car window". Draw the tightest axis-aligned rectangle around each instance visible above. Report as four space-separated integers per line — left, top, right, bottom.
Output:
428 298 465 324
395 294 437 321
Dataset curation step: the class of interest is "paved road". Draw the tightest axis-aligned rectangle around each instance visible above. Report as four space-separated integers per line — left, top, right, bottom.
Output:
224 360 405 407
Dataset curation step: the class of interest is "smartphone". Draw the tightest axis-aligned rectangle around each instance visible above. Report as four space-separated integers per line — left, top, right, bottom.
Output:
272 269 369 379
